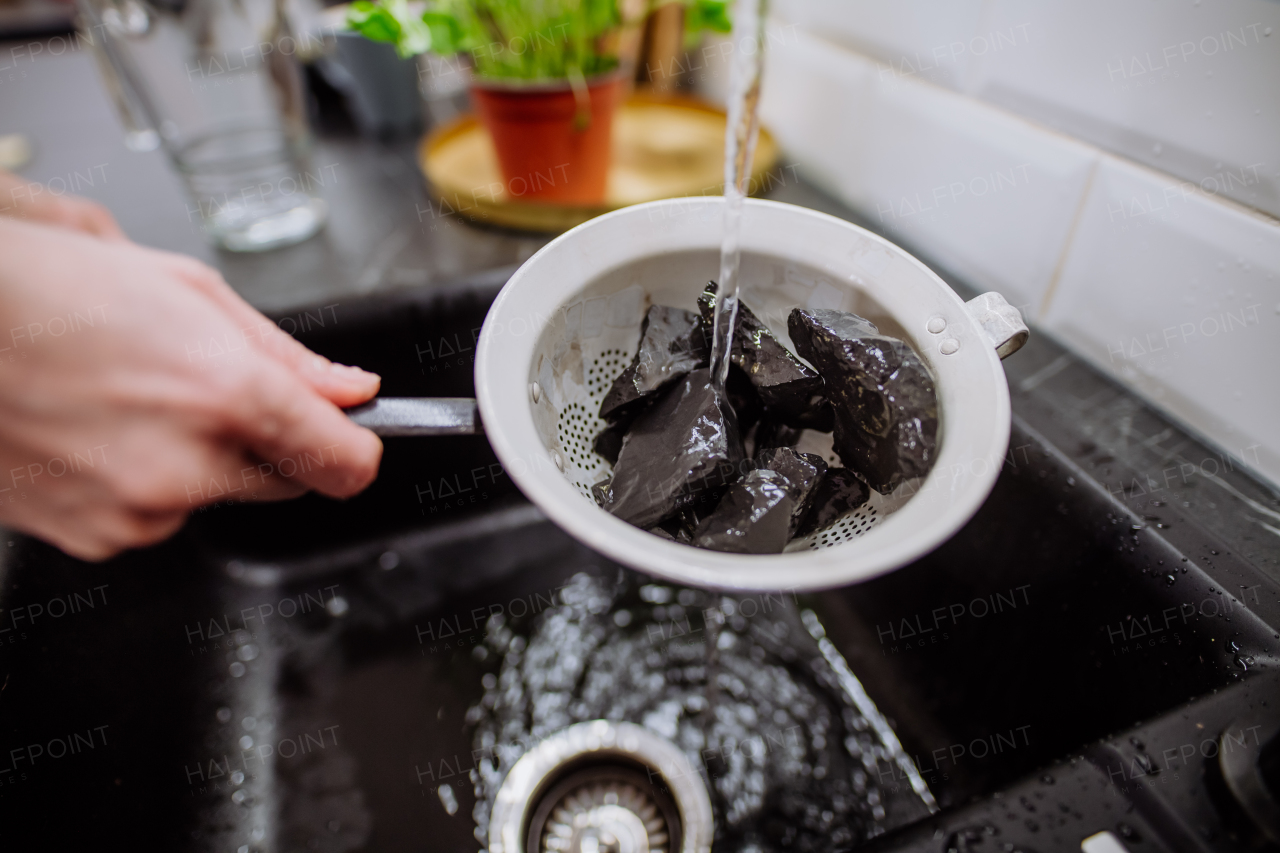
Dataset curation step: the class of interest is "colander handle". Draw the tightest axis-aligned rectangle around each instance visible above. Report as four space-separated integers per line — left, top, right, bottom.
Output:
964 292 1030 359
344 397 482 436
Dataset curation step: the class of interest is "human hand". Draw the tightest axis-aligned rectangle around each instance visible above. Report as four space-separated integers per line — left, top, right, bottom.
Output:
0 167 127 240
0 217 384 560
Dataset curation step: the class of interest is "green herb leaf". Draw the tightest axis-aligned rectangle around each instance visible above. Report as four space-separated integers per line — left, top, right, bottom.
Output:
346 0 433 57
421 10 465 55
348 0 734 79
346 0 402 45
686 0 732 35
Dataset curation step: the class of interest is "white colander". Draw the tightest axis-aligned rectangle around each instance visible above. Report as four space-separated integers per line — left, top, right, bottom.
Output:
349 197 1028 592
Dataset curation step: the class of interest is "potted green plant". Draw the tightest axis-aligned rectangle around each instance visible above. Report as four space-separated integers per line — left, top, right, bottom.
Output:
347 0 730 205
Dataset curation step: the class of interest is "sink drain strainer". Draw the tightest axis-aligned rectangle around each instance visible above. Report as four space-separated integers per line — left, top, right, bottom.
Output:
489 720 713 853
531 767 672 853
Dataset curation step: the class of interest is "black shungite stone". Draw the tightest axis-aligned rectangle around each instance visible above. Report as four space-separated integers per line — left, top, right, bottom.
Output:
725 363 763 434
692 447 826 553
795 467 871 538
748 415 805 457
788 308 938 493
601 368 744 529
599 305 707 422
648 515 693 544
698 282 828 428
691 470 792 554
592 421 628 465
647 524 678 542
756 447 828 537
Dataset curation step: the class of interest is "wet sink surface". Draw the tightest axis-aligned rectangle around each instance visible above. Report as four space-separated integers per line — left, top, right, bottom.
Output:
0 280 1276 852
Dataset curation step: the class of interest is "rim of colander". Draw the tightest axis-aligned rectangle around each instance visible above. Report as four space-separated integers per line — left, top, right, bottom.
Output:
475 197 1010 592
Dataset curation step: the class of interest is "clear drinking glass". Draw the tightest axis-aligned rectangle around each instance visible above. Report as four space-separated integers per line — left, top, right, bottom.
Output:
76 0 331 251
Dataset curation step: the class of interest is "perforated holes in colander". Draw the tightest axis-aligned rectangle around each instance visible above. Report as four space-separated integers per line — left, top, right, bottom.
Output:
807 504 880 550
557 347 633 498
584 348 628 398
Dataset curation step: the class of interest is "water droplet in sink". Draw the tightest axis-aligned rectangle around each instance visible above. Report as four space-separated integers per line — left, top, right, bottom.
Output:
1117 823 1141 842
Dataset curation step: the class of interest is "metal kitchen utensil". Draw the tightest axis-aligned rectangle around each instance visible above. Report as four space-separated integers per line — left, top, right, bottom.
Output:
486 720 714 853
346 198 1028 592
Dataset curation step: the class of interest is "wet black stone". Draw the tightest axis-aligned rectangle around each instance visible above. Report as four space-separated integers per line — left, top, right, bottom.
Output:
591 478 612 508
592 422 628 465
648 516 692 544
756 447 828 537
692 447 826 553
647 524 677 542
789 308 938 494
748 415 805 457
675 507 704 540
599 305 707 422
691 470 794 553
601 368 744 529
795 468 871 538
699 282 829 428
725 363 764 434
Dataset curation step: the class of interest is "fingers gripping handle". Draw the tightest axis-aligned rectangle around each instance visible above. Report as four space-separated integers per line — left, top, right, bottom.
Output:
345 398 482 436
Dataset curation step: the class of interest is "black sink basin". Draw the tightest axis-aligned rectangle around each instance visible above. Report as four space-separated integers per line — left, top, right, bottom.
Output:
1 274 1276 853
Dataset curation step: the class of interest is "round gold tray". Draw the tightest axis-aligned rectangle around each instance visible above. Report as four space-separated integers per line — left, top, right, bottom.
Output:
419 92 781 232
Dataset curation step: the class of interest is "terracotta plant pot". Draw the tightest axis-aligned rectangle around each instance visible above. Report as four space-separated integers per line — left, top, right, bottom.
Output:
469 75 624 206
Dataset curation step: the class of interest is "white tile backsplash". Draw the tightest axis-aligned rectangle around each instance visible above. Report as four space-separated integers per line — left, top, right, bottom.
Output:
759 26 1098 317
751 18 1280 490
773 0 991 92
973 0 1280 218
1040 156 1280 486
773 0 1280 218
755 27 874 198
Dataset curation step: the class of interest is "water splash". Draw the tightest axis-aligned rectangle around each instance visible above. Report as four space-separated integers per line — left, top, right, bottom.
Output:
467 573 933 850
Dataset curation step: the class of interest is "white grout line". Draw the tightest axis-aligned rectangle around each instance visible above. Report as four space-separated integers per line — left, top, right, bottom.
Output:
1037 155 1100 323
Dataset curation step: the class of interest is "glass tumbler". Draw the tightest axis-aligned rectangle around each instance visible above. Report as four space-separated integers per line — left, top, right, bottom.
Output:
77 0 331 251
